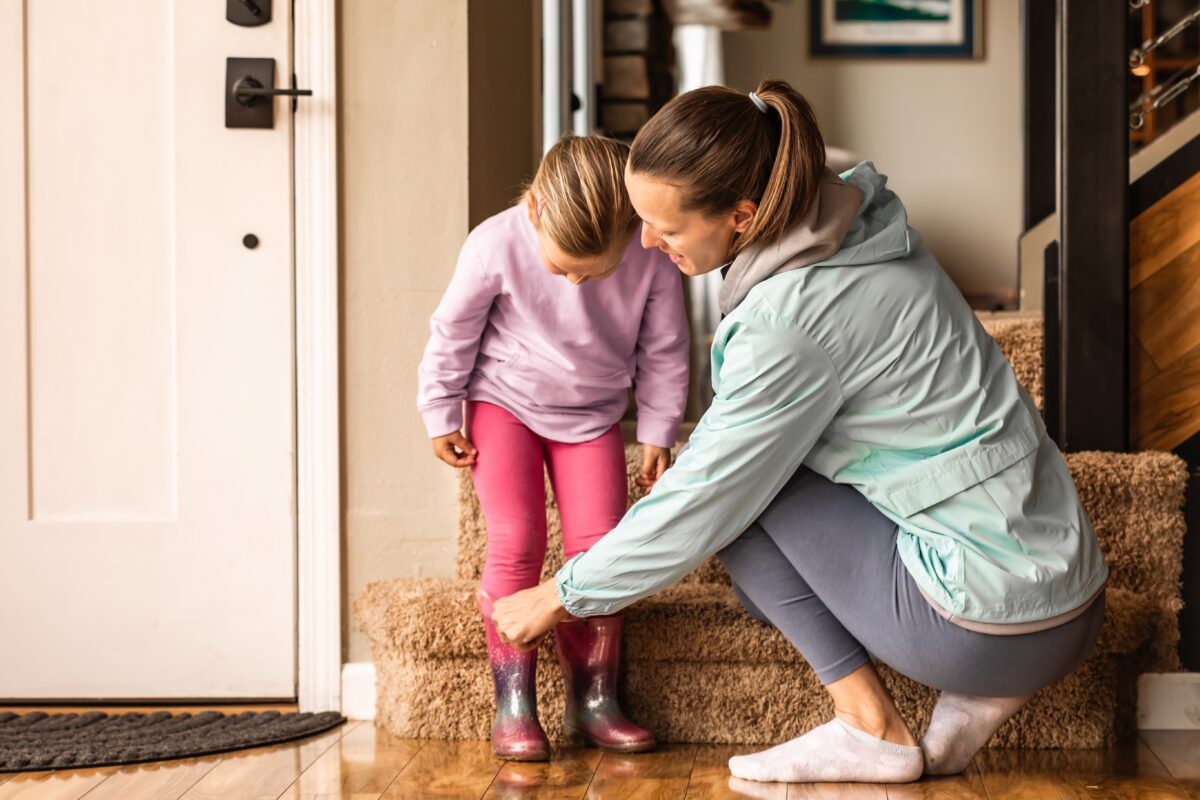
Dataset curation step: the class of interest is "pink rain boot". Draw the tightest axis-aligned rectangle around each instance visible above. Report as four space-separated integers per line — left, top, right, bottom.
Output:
555 614 656 752
483 613 550 761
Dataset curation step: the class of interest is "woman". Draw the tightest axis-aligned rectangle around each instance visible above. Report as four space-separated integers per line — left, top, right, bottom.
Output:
492 80 1108 784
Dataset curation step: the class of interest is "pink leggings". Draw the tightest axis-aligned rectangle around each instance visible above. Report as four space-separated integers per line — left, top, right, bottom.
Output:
467 401 628 602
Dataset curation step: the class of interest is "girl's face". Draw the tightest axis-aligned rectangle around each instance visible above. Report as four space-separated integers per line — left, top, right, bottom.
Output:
625 168 757 276
525 196 627 286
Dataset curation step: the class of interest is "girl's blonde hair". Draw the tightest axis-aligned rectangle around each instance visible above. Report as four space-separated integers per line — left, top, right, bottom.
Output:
525 135 640 257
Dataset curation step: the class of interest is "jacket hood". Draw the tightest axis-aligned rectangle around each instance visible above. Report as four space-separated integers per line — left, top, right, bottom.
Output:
719 161 920 314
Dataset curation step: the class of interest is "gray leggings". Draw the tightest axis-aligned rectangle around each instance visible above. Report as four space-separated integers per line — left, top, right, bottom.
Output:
717 468 1105 698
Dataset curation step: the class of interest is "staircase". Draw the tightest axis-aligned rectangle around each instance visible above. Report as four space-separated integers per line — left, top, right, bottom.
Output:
355 313 1188 749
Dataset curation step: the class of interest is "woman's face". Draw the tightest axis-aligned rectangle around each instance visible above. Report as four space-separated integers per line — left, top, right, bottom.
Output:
625 168 756 276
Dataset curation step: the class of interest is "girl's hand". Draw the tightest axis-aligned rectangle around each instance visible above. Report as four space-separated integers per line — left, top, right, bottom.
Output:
432 431 477 468
636 444 672 490
490 580 574 650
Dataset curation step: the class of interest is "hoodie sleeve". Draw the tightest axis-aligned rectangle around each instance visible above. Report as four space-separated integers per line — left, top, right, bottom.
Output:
416 235 501 438
554 307 844 616
632 263 690 448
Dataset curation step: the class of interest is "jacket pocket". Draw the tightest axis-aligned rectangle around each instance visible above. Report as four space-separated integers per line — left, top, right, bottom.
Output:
880 414 1044 518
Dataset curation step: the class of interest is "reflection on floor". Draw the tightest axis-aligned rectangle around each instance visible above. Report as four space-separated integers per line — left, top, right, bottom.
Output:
4 721 1200 798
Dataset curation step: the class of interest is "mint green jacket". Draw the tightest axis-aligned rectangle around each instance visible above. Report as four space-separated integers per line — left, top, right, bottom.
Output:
555 163 1108 626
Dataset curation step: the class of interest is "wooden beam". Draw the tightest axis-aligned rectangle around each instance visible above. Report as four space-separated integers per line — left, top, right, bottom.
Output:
1022 0 1056 230
1048 0 1129 452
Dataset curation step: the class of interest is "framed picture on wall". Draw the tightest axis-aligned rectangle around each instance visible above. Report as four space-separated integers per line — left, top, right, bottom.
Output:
810 0 982 58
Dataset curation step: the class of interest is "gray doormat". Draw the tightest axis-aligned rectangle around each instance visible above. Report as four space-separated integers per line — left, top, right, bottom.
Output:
0 710 346 772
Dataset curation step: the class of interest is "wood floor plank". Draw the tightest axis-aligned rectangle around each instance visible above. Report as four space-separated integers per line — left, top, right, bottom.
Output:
1142 731 1200 778
1084 737 1190 798
786 782 886 799
0 768 116 800
10 737 1200 798
685 745 785 799
583 744 696 799
179 723 351 800
974 748 1090 799
975 739 1188 799
1141 730 1200 796
279 723 422 799
885 759 988 799
74 757 221 800
483 746 603 799
381 740 502 799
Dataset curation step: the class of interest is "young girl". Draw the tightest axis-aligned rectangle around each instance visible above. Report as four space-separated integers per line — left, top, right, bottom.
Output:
417 135 689 761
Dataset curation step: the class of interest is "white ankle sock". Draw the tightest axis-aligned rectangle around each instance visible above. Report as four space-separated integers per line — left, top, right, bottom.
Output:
919 692 1029 775
728 718 923 784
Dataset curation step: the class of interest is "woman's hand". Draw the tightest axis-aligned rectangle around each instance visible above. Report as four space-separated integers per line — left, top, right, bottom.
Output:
490 580 575 650
432 431 477 468
636 444 672 490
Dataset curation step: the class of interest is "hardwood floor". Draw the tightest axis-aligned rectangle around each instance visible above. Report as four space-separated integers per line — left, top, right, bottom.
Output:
3 723 1200 799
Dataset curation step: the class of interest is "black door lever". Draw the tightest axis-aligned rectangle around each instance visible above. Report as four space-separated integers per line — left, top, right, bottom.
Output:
225 57 311 129
232 76 313 105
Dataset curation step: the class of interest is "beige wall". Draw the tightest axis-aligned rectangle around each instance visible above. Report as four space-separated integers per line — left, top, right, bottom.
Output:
339 1 537 663
724 1 1021 295
339 0 468 663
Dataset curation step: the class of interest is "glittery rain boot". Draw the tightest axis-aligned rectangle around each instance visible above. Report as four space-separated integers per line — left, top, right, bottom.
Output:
483 611 551 761
554 614 656 752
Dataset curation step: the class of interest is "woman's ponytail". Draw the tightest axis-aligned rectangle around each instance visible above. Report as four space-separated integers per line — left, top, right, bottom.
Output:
738 80 825 249
628 78 827 256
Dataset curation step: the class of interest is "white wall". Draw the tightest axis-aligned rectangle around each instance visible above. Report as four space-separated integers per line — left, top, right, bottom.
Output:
724 1 1021 295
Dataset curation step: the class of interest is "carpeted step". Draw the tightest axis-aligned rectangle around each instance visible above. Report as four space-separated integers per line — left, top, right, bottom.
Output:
358 580 1152 664
977 311 1044 410
365 649 1138 749
354 578 1157 748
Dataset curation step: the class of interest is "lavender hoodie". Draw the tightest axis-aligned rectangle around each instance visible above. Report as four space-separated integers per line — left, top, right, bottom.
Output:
417 205 689 447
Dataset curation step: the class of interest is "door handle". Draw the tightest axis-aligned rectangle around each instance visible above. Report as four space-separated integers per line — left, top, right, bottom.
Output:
232 76 313 105
225 57 311 129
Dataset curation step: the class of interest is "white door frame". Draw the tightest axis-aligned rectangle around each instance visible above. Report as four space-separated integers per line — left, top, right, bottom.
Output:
294 0 341 713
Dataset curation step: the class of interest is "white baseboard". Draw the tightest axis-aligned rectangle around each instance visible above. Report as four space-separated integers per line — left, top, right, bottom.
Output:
1138 673 1200 729
341 662 377 721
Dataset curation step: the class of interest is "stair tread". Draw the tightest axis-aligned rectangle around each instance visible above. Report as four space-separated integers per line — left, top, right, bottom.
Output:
356 579 1159 662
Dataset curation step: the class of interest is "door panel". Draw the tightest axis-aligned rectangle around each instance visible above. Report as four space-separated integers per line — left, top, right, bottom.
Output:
0 0 296 698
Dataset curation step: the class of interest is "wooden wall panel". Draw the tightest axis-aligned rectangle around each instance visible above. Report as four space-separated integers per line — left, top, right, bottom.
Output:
1131 171 1200 451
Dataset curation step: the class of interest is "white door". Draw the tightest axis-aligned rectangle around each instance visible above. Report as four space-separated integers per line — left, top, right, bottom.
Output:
0 0 296 698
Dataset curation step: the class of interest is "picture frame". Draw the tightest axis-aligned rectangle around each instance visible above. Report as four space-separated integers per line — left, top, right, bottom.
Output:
810 0 983 59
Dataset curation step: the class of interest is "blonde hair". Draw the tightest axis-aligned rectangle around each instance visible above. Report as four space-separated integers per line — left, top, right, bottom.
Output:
525 135 639 257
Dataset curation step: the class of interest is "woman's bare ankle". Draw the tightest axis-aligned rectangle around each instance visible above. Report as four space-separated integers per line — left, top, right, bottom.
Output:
827 664 917 747
834 706 917 747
